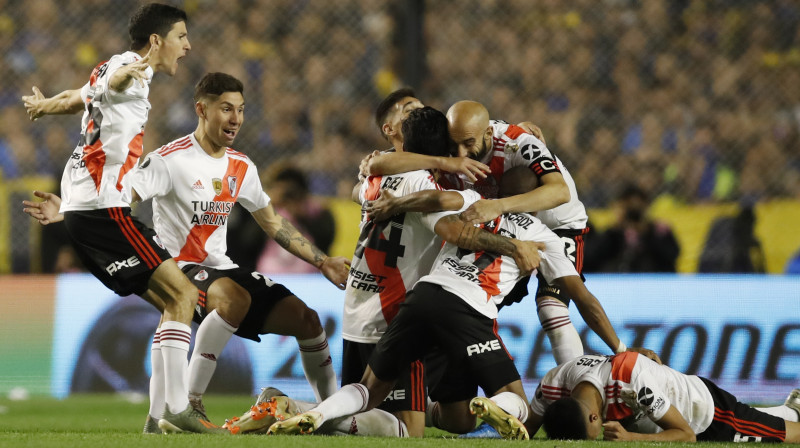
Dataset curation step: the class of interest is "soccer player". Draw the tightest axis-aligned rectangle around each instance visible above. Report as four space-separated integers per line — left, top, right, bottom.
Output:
266 167 589 440
529 352 800 443
23 72 350 433
18 4 216 433
338 105 542 437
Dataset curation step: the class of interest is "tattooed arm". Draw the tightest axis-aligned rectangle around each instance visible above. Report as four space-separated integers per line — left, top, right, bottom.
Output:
433 214 545 275
251 204 349 289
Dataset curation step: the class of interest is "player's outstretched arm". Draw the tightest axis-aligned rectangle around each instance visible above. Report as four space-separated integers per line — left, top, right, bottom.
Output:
603 406 695 442
22 191 64 225
363 152 490 182
109 46 153 92
434 214 545 275
21 87 83 121
364 189 464 222
460 172 570 225
555 275 624 354
251 204 349 289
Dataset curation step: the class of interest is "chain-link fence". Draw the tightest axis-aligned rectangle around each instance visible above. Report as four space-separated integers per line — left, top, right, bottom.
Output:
2 0 800 273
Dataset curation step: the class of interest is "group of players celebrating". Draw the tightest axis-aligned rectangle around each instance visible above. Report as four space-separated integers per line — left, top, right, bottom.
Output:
20 2 800 443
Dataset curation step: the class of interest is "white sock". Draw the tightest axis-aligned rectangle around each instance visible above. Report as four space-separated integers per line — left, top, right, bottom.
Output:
490 391 529 423
757 405 799 422
159 321 191 414
188 310 237 400
537 298 584 364
148 328 165 420
330 409 409 437
312 383 369 426
297 330 337 401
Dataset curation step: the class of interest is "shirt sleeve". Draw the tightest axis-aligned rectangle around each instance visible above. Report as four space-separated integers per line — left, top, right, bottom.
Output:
236 161 271 212
129 153 172 201
626 361 671 423
507 133 562 179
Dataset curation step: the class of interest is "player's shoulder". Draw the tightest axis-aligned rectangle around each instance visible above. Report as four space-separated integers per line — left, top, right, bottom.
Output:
225 147 252 163
154 135 194 159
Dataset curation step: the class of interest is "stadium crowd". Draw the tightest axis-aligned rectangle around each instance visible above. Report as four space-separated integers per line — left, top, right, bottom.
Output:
2 0 800 205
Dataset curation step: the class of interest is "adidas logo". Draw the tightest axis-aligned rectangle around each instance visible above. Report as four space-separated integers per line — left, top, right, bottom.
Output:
192 179 204 190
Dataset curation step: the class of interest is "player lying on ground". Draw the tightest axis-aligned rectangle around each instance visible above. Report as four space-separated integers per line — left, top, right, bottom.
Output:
528 352 800 443
23 72 350 434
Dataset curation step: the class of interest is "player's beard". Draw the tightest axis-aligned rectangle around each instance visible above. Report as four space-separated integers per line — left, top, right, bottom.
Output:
473 135 491 162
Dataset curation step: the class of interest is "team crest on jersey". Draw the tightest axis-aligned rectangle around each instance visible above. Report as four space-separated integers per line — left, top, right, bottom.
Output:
152 235 165 250
505 142 519 153
194 270 209 281
227 176 238 197
212 178 223 195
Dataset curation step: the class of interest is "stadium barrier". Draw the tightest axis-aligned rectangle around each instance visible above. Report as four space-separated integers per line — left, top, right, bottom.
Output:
1 273 797 405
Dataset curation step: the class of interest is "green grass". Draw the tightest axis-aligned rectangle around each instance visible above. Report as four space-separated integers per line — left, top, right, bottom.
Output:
0 395 759 447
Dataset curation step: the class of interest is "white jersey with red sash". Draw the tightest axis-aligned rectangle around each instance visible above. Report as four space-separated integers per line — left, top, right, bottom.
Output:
61 51 154 212
531 352 715 435
130 134 269 269
342 170 468 343
418 190 575 319
460 120 588 231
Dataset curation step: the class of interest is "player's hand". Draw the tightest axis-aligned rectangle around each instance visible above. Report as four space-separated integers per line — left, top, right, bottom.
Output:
517 121 546 144
319 256 350 290
22 191 64 225
627 347 662 365
22 86 46 121
110 47 153 91
512 240 545 276
460 199 504 224
602 421 631 441
364 189 399 222
358 150 381 181
440 157 490 183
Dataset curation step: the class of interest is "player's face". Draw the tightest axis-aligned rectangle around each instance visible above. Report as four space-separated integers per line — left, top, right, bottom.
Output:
203 92 244 148
388 97 423 143
155 21 191 76
450 122 491 161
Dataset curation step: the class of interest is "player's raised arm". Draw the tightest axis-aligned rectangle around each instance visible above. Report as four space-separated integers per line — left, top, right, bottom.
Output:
21 86 83 121
363 151 490 183
109 46 153 92
250 203 349 289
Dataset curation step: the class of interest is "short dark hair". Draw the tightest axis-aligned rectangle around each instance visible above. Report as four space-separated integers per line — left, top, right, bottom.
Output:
194 72 244 102
129 3 188 51
374 87 416 135
401 106 451 157
542 398 589 440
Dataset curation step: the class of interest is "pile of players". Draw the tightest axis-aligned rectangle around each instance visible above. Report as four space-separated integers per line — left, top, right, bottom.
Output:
21 3 800 443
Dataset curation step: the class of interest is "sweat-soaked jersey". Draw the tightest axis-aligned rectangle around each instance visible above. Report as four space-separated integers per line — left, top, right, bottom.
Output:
130 134 270 269
530 352 715 435
61 51 153 212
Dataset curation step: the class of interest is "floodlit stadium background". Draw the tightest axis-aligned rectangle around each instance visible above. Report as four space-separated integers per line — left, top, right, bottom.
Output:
0 0 798 402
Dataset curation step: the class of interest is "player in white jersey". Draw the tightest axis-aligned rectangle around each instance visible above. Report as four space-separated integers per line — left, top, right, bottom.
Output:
19 4 221 434
528 352 800 443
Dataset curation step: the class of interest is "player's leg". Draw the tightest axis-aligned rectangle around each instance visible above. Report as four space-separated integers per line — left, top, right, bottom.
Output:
143 315 165 434
260 293 336 401
186 269 251 412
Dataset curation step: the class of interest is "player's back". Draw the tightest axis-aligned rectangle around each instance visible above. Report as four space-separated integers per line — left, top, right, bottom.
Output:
342 170 445 343
61 51 153 212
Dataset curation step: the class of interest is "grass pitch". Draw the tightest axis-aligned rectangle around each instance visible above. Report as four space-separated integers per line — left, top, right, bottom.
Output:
0 394 750 447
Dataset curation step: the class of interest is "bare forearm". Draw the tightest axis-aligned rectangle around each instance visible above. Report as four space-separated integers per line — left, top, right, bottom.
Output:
437 216 517 257
575 295 620 352
271 216 327 268
367 152 445 175
42 89 83 115
109 70 134 92
496 183 570 214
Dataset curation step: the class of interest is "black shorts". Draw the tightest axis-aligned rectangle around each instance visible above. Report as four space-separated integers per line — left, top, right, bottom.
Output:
341 340 426 413
183 265 293 342
370 282 520 403
697 377 787 443
63 208 171 296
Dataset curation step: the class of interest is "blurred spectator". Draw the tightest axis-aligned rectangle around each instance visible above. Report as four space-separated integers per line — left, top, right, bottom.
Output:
256 164 336 274
584 184 679 273
698 205 765 273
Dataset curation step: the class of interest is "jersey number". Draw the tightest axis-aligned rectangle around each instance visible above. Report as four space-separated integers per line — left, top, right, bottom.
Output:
354 214 406 268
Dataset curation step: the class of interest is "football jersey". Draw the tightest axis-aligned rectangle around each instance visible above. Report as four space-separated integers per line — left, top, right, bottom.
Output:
464 120 588 231
342 170 469 343
130 134 270 269
418 190 577 319
61 51 154 212
530 352 715 435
